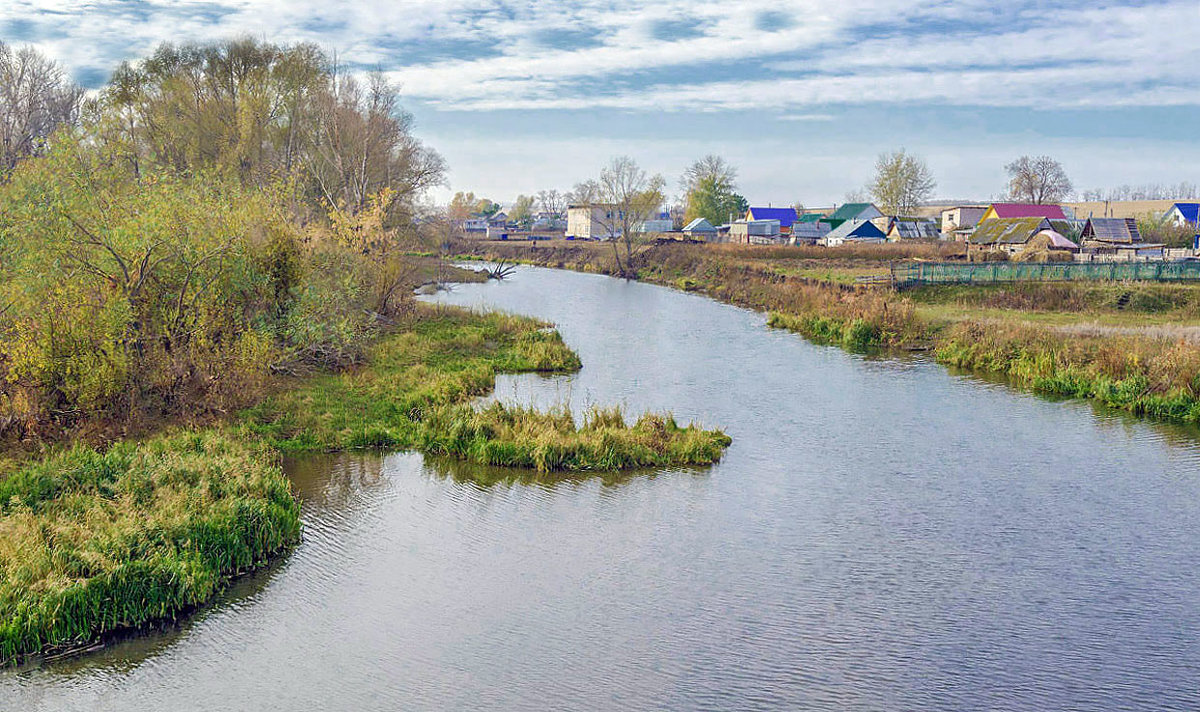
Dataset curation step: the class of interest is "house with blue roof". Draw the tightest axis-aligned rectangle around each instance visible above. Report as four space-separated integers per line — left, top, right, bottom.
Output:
1165 203 1199 228
746 207 799 235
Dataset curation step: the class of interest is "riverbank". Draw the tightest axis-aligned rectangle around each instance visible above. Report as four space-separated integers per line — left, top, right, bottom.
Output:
453 239 1200 424
0 304 730 665
0 431 300 666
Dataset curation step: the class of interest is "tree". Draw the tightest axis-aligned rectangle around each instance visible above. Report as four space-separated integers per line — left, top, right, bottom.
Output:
0 42 83 172
1005 155 1072 204
594 156 665 278
569 179 600 205
868 149 936 215
680 154 737 197
447 191 479 222
536 189 567 218
509 194 536 229
685 174 748 225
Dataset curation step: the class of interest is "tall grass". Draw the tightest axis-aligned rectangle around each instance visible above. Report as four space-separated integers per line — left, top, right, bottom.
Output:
0 430 300 665
238 305 731 469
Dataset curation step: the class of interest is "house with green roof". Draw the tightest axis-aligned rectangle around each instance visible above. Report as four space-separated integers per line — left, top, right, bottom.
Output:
825 203 882 229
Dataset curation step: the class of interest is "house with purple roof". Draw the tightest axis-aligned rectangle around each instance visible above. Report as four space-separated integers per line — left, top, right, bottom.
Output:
746 207 799 235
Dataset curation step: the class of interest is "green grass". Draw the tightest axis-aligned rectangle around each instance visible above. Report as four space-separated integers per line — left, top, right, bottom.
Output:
238 306 731 471
0 430 300 666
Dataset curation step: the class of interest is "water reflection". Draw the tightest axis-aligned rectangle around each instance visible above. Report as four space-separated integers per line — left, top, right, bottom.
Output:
8 264 1200 711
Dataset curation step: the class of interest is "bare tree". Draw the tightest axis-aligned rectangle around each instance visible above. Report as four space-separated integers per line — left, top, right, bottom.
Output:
536 188 567 219
569 179 600 205
0 42 84 172
1005 155 1072 204
594 156 665 278
868 149 936 215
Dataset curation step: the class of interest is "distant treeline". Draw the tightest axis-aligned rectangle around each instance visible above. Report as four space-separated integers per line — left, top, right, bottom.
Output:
0 38 448 442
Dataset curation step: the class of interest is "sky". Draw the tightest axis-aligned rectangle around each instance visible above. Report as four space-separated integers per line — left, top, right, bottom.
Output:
3 0 1199 207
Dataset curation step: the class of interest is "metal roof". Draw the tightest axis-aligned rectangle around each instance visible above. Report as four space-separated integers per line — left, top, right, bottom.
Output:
987 203 1068 219
1171 203 1199 223
747 207 798 227
828 203 879 222
793 221 832 238
797 213 826 223
1081 217 1140 244
825 219 886 240
683 218 716 232
888 218 939 239
969 217 1048 245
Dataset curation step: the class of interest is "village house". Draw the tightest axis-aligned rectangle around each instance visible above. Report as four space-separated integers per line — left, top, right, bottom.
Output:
1077 217 1163 260
682 217 718 241
791 219 831 244
565 204 620 240
967 217 1075 256
1165 202 1200 228
885 217 940 241
820 219 886 247
940 206 988 235
824 203 883 229
729 219 781 244
746 207 799 235
462 216 488 232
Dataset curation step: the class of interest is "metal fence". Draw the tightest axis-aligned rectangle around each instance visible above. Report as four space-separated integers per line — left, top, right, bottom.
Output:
891 260 1200 287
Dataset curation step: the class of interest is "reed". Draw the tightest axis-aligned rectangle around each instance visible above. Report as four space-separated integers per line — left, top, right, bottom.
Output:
0 430 300 665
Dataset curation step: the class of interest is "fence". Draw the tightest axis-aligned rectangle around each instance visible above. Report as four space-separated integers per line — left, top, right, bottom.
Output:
889 260 1200 287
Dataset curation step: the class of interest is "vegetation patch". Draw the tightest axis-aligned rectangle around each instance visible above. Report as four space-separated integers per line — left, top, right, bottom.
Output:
238 306 730 470
0 430 300 666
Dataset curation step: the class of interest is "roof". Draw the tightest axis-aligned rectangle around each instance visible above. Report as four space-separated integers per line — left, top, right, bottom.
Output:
828 203 880 222
970 217 1048 245
683 218 716 232
1170 203 1200 223
797 213 826 223
986 203 1067 219
825 219 886 240
1081 217 1140 244
1035 230 1079 249
747 207 798 227
793 221 831 238
888 218 939 239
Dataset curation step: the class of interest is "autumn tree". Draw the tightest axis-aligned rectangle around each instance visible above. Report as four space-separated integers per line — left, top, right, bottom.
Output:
0 42 83 172
680 154 737 197
594 156 665 278
509 194 536 228
1005 155 1072 204
868 149 936 215
685 175 748 225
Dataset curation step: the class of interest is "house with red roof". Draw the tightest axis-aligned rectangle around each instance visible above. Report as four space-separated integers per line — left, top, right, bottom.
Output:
980 203 1068 222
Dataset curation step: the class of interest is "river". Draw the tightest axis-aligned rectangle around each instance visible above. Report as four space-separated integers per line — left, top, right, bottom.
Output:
6 265 1200 710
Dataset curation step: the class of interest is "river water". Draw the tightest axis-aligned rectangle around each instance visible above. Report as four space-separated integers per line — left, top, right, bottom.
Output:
6 266 1200 710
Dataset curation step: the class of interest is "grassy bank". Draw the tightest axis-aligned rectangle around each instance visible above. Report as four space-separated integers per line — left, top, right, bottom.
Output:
455 239 1200 425
0 430 300 666
0 305 731 665
239 306 731 469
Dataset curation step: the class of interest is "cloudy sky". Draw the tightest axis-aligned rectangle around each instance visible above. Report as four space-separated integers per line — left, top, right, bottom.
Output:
4 0 1199 206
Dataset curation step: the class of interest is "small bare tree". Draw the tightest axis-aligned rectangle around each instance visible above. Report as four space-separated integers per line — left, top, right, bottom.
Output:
1005 155 1072 204
0 42 83 172
868 149 936 215
594 156 665 278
